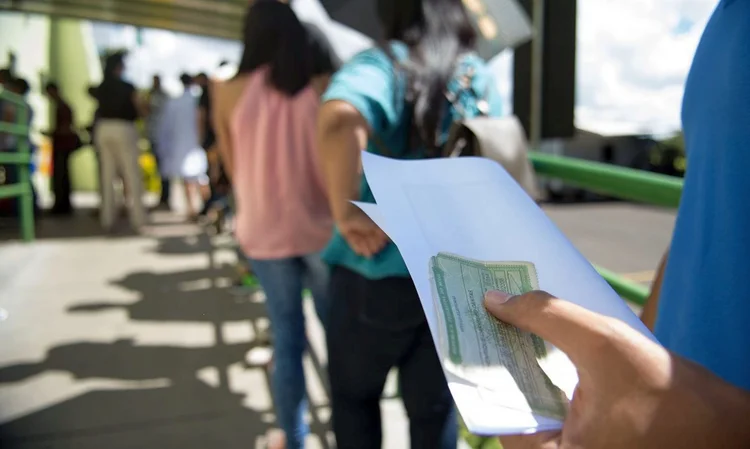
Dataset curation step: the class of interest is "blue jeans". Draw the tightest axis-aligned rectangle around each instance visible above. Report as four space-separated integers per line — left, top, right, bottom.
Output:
249 253 331 449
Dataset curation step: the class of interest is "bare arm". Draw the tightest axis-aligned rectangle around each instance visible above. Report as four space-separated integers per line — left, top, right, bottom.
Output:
317 100 387 257
488 290 750 449
641 249 669 331
197 106 207 145
211 84 233 183
317 100 367 222
131 91 148 119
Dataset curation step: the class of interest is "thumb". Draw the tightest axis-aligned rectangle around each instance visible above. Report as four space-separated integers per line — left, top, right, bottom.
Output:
484 290 613 365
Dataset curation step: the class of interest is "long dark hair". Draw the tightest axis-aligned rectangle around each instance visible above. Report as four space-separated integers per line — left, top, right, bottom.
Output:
377 0 476 149
236 1 312 96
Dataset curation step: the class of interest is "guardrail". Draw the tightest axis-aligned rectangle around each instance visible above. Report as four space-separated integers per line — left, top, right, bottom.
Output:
0 88 35 241
529 151 684 306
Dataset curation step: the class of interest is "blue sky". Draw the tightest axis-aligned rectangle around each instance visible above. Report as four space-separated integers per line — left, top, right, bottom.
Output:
92 0 720 136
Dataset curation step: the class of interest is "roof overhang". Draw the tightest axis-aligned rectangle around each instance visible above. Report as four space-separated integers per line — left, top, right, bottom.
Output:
0 0 247 40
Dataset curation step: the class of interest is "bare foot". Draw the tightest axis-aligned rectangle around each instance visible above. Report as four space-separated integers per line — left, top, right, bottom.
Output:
266 429 286 449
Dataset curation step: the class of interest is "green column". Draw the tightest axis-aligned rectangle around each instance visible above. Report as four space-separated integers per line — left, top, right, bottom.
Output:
48 18 102 192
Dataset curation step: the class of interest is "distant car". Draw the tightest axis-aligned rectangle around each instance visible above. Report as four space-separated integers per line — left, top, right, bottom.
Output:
539 130 656 202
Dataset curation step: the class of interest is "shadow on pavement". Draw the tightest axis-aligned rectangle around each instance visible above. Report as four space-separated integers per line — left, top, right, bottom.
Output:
0 209 196 242
68 269 267 324
0 378 271 449
0 228 333 449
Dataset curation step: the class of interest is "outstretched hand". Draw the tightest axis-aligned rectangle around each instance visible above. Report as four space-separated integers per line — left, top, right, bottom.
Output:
483 290 750 449
336 203 388 258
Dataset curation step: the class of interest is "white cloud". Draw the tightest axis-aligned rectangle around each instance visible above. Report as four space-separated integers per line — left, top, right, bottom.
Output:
90 0 718 136
575 0 718 135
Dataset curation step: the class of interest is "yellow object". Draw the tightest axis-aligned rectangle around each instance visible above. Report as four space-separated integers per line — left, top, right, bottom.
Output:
139 152 161 193
68 147 161 193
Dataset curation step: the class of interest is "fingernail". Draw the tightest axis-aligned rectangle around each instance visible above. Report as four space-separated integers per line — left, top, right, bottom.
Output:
485 290 513 305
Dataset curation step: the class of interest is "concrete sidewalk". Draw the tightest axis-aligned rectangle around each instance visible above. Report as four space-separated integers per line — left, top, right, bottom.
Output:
0 211 413 449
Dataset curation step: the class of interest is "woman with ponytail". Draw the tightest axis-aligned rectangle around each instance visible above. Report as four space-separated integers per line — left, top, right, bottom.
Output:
211 2 336 448
317 0 503 447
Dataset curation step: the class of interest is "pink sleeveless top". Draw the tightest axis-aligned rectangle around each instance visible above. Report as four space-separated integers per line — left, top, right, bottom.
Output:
230 69 332 259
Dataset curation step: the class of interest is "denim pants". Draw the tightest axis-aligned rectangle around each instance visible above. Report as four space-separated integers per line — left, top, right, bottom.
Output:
249 253 331 449
327 266 457 449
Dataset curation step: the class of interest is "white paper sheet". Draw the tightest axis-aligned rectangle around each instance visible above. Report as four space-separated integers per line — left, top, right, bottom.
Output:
356 152 657 435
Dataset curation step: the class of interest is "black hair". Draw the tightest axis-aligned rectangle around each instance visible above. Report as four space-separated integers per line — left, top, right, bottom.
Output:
236 1 312 96
377 0 476 150
180 73 193 86
0 68 11 82
104 51 126 79
45 81 59 92
12 77 30 96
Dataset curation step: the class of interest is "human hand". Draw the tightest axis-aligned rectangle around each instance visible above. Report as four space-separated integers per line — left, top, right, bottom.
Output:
335 203 388 258
483 290 750 449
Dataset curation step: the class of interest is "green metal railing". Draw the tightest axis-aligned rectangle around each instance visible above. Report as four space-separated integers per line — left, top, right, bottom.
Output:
0 88 35 241
529 152 683 306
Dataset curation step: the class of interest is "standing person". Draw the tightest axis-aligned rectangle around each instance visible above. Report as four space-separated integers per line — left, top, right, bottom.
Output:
0 68 11 149
1 77 36 216
495 2 750 448
156 74 206 221
316 0 503 447
45 82 79 215
0 68 10 86
93 51 146 232
194 72 223 216
211 2 334 448
146 75 169 207
640 0 750 399
86 85 105 217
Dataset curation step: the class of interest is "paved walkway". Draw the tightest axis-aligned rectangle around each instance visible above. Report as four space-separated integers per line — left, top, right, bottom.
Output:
0 210 412 449
0 198 675 449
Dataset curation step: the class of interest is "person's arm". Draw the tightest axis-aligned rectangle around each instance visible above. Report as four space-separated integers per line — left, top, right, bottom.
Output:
197 91 209 145
316 49 401 257
484 290 750 449
143 92 152 117
59 104 74 131
130 88 147 118
317 101 366 222
317 100 387 257
197 106 207 145
641 249 668 331
210 82 233 183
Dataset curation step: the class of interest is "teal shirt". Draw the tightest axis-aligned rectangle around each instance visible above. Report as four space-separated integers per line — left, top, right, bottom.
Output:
321 43 503 280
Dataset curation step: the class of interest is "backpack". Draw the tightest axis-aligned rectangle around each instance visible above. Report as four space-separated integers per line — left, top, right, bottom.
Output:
374 58 540 200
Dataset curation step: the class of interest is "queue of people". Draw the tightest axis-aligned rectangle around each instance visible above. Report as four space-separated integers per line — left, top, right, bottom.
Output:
206 0 750 448
1 0 748 447
2 51 229 229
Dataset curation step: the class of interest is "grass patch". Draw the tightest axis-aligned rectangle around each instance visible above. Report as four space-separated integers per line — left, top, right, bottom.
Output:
459 417 503 449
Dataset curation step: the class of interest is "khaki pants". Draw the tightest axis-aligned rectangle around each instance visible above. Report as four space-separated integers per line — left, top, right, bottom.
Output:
94 119 145 230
